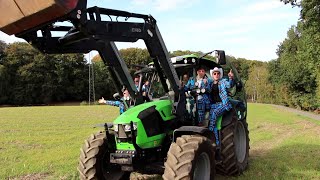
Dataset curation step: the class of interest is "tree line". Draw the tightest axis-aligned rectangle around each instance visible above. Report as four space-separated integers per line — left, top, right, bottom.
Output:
0 42 153 105
0 41 318 111
0 0 319 111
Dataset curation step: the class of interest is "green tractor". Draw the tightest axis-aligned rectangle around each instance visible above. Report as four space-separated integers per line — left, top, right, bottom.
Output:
0 0 249 179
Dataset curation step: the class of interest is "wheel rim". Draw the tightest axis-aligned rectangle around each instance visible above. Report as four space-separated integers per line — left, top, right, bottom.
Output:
193 152 211 180
235 121 247 163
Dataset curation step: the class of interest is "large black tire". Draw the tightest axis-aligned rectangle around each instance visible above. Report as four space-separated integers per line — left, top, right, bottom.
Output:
216 120 249 175
78 131 127 180
163 135 215 180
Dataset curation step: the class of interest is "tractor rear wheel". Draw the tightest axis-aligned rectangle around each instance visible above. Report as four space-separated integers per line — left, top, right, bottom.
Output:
217 120 249 175
163 135 215 180
78 131 128 180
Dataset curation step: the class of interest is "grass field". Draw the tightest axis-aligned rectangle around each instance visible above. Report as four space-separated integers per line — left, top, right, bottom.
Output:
0 103 319 179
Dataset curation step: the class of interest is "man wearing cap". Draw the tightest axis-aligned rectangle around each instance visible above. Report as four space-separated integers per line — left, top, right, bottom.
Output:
207 67 234 146
184 66 212 124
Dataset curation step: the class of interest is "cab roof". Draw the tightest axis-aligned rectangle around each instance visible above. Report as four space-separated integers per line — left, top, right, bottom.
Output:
171 54 221 69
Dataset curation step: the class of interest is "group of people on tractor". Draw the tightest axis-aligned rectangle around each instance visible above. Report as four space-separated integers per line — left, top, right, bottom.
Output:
183 66 234 145
98 64 234 145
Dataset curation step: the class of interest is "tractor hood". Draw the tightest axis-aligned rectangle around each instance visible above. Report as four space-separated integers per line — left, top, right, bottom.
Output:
114 99 174 125
113 99 175 149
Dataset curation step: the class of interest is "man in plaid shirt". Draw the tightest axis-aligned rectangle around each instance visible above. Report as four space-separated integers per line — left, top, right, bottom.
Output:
206 67 234 145
184 66 212 124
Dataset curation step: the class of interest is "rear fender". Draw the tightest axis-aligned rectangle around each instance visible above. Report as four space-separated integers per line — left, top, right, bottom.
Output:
173 126 214 142
222 109 237 128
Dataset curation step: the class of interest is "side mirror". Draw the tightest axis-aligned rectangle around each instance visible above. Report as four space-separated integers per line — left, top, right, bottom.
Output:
113 93 121 100
236 81 243 92
215 50 226 65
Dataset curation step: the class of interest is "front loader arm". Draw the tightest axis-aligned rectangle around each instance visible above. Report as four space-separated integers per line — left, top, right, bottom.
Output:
0 0 185 116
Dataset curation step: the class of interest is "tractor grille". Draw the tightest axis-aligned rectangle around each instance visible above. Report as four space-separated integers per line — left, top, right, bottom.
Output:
118 124 127 139
115 124 136 143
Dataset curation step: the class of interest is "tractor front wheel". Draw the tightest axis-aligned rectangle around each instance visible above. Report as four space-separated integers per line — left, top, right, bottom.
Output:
78 131 128 180
163 135 215 180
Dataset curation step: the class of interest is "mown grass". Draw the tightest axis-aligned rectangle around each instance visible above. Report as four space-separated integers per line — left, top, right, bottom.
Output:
233 103 320 180
0 105 118 179
0 103 319 179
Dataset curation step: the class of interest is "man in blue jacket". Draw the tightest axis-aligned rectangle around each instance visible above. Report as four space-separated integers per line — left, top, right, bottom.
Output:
98 89 132 114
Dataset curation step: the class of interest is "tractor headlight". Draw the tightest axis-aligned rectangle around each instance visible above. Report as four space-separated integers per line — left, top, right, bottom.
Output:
196 89 200 94
124 123 138 132
124 124 131 131
201 88 206 93
195 82 199 87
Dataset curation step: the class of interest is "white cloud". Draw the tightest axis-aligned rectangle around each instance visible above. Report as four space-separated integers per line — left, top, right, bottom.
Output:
0 31 25 43
245 0 283 13
115 40 146 49
188 11 294 33
132 0 152 6
131 0 199 12
154 0 198 11
157 4 298 61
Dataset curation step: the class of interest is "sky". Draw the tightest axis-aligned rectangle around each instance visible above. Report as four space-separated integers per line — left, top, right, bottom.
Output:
0 0 301 61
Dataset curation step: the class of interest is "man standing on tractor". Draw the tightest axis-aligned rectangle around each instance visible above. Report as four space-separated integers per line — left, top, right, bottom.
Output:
182 73 195 120
207 67 234 145
142 80 151 102
134 76 140 91
185 66 212 125
98 89 133 114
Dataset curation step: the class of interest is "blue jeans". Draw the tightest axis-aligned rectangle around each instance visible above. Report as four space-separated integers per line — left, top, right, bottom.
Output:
197 94 210 123
209 102 228 145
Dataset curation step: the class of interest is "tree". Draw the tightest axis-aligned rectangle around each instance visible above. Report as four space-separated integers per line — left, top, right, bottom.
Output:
272 1 320 109
280 0 301 6
170 50 202 57
53 53 88 102
245 65 274 103
0 42 89 105
0 40 6 60
93 61 115 99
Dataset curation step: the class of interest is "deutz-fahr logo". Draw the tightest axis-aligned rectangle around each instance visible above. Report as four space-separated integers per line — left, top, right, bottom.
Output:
131 28 142 32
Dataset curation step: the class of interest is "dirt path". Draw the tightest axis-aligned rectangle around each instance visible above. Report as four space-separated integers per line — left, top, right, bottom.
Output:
271 105 320 121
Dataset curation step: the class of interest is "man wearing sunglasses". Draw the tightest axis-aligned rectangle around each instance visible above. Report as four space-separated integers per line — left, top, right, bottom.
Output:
206 67 234 145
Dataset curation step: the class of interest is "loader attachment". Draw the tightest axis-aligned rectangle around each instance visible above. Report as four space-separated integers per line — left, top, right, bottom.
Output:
0 0 80 35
